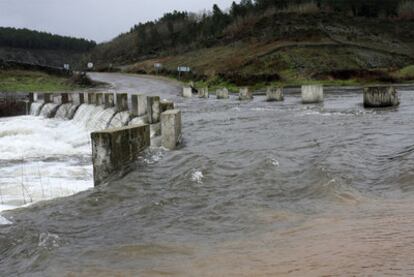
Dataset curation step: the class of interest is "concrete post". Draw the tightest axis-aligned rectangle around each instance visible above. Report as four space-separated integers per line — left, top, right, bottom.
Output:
43 93 52 103
61 93 69 104
239 87 253 100
131 94 148 116
96 93 104 106
87 93 96 105
28 93 35 103
104 93 115 108
160 100 174 113
147 96 160 124
78 93 85 104
302 85 323 104
363 86 400 108
116 93 128 111
216 88 229 99
161 109 182 150
266 87 284 102
91 124 150 186
198 88 209 98
182 87 193 98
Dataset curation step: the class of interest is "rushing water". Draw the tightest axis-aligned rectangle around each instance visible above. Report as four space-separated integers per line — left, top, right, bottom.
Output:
2 87 414 276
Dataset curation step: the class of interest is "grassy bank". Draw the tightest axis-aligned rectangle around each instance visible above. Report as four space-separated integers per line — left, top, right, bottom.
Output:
0 70 94 92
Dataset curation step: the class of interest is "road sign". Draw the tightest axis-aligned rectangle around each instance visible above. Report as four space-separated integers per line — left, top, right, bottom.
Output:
177 66 191 72
154 63 163 69
63 64 70 70
87 62 94 69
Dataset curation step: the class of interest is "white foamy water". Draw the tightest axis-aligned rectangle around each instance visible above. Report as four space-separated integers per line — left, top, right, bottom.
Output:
0 115 93 212
0 102 133 213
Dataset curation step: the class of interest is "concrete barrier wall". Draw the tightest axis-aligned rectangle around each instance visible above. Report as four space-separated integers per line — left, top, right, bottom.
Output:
198 88 209 98
364 86 400 108
91 124 150 186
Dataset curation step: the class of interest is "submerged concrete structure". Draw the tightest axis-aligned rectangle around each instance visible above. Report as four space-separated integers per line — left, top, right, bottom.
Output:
198 88 209 98
266 87 284 102
91 124 151 186
239 88 253 101
363 86 400 108
182 87 193 98
216 88 229 99
161 109 182 150
302 85 324 104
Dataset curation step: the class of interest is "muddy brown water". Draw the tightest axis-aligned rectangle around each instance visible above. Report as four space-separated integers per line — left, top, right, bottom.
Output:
1 74 414 276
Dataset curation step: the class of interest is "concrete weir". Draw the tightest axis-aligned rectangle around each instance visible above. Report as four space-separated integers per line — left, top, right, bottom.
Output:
91 124 151 186
266 87 284 102
161 109 182 150
364 86 400 108
302 85 324 104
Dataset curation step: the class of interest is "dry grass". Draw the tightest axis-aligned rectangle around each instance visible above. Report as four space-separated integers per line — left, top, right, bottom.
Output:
398 0 414 19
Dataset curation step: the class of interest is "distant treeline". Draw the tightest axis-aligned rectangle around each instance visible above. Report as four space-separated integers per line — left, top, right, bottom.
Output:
111 0 414 58
0 27 96 51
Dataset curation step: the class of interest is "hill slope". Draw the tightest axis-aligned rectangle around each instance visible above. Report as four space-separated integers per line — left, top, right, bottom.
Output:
0 27 96 68
90 6 414 85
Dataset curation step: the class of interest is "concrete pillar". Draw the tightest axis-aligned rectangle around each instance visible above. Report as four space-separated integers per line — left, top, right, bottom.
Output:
182 87 193 98
116 93 128 111
87 93 96 105
160 100 174 113
216 88 229 99
43 93 52 103
79 93 85 104
33 93 39 102
147 96 160 124
91 124 150 186
266 87 284 102
363 86 400 108
302 85 323 104
161 109 182 150
104 93 115 108
130 94 148 117
61 93 69 104
239 87 253 100
96 93 104 106
28 93 35 103
198 88 209 98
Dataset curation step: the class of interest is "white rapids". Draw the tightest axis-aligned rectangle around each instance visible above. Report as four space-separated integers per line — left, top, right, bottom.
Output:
0 102 128 213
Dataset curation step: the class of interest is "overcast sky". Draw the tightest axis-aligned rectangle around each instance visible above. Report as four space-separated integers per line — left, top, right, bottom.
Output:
0 0 235 42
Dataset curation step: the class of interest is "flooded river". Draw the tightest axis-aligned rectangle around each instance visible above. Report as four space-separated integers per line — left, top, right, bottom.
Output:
1 74 414 276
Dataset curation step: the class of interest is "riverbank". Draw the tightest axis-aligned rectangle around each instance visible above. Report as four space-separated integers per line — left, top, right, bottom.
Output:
0 69 101 93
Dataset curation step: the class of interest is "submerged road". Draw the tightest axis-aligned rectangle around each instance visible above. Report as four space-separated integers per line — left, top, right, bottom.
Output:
88 72 182 97
2 74 414 276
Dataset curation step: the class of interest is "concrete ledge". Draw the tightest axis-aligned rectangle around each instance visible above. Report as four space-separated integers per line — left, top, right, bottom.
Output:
91 124 150 186
302 85 324 104
161 109 182 150
364 86 400 108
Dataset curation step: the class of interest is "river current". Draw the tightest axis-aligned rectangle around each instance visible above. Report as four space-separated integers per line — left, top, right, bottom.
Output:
1 76 414 275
